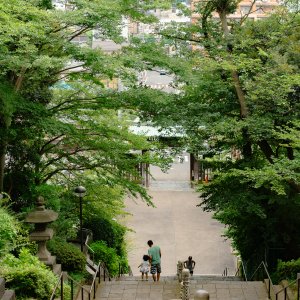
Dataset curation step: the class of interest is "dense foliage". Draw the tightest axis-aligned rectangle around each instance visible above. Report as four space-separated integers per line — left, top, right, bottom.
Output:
0 0 169 211
0 207 20 255
0 249 60 300
273 258 300 283
84 216 126 252
89 241 124 276
47 239 86 272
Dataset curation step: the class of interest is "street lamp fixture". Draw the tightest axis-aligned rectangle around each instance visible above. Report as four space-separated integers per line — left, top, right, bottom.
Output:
74 186 86 252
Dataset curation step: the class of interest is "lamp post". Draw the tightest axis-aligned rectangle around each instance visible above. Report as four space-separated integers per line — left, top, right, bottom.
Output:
74 186 86 252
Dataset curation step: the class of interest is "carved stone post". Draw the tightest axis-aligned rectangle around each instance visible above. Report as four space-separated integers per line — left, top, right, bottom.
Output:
177 260 184 283
25 196 58 266
194 289 209 299
181 268 190 300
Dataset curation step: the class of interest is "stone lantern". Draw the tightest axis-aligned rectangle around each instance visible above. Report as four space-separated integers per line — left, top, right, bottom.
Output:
25 196 58 267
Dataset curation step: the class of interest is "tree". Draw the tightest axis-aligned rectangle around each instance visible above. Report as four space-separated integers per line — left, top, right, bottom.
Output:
126 3 300 268
0 0 172 210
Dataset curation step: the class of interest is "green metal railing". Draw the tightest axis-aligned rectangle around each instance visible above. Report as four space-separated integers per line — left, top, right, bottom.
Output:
235 260 248 281
50 261 101 300
274 276 300 300
248 261 300 300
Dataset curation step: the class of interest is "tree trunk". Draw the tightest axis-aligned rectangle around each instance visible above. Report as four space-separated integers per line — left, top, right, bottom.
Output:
0 143 6 192
218 10 249 118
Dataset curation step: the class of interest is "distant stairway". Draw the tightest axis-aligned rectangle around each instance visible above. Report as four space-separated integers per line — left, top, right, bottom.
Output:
150 180 192 191
95 274 269 300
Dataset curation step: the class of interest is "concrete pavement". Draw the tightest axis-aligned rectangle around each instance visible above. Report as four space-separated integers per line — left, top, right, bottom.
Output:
125 153 236 276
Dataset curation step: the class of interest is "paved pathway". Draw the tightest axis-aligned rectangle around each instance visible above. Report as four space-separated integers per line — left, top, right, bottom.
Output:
95 153 270 299
125 153 236 276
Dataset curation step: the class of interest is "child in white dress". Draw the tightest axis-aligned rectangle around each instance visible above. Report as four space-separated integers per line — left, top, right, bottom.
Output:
138 255 150 280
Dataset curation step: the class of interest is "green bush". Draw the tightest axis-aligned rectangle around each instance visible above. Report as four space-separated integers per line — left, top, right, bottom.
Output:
47 239 86 272
0 248 59 300
89 241 121 276
0 207 19 255
84 217 126 255
273 259 300 283
0 207 32 257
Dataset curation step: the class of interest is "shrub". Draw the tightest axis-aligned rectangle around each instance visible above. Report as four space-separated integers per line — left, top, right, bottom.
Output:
84 216 126 255
0 207 19 255
0 207 32 257
47 239 86 272
0 248 59 300
273 258 300 283
89 241 121 276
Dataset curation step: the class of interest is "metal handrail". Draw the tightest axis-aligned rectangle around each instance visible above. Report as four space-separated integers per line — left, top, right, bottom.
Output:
235 260 248 281
85 233 95 262
275 276 300 300
128 265 133 276
49 272 64 300
49 262 101 300
249 261 275 299
118 263 133 278
100 261 112 282
222 267 228 277
87 262 101 299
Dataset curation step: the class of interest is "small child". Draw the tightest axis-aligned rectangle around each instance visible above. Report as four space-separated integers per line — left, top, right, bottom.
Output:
184 256 196 275
138 255 150 281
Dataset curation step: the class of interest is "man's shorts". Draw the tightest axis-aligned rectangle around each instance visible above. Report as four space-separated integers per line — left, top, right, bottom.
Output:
150 263 161 274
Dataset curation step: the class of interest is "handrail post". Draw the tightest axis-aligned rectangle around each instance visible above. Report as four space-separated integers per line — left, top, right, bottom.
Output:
94 281 96 299
98 266 101 283
297 273 300 300
61 273 64 300
81 287 84 300
71 279 74 300
268 279 271 299
284 288 287 300
177 260 184 283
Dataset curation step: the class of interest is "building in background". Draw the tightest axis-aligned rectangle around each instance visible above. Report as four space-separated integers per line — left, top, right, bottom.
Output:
191 0 280 24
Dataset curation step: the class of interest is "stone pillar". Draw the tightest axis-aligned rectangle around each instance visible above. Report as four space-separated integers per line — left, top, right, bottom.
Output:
194 289 209 299
25 196 58 267
181 268 190 300
177 260 184 283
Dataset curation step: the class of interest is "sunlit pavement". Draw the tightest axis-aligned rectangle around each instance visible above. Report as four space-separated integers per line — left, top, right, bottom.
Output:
125 153 236 276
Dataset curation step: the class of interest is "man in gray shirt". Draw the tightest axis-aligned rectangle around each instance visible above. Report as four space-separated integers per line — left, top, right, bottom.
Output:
147 240 161 282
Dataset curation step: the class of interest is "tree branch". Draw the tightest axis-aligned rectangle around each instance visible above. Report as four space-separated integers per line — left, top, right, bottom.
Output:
68 26 90 42
39 134 65 155
240 0 257 25
257 139 275 163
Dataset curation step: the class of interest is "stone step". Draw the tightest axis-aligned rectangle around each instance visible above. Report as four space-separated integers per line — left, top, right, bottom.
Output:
0 278 5 298
0 279 15 300
1 290 16 300
53 263 62 276
119 274 243 282
86 257 98 271
95 278 269 300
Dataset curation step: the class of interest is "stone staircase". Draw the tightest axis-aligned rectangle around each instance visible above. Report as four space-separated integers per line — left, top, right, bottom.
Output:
0 278 15 300
94 275 269 300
